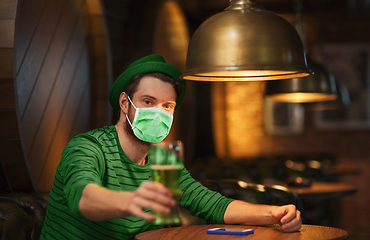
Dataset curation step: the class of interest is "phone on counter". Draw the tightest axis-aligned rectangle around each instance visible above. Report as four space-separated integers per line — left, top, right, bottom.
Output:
207 228 254 235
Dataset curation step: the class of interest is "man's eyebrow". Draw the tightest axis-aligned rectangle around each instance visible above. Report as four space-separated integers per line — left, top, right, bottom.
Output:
139 95 176 105
139 95 157 100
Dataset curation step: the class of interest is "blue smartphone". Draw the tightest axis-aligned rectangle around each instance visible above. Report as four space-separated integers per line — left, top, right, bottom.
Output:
207 228 254 235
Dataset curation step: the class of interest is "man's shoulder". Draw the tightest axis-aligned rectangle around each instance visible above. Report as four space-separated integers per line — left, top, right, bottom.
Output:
85 125 116 137
68 125 117 147
76 125 116 140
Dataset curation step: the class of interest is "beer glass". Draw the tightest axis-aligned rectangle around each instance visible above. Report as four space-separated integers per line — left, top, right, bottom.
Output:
148 140 183 226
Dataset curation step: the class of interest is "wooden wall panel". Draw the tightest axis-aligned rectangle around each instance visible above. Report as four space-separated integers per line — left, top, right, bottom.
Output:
15 0 47 73
17 0 66 115
84 0 111 128
61 49 90 140
16 0 109 191
0 111 19 140
0 0 17 18
0 20 14 47
37 49 90 190
20 0 84 156
4 163 33 191
28 40 86 184
0 140 26 168
0 79 16 109
70 83 91 139
0 139 34 192
0 0 33 193
25 11 87 186
0 49 14 79
19 0 83 122
0 0 110 192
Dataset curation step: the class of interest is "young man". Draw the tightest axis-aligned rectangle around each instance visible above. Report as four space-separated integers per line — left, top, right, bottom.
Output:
40 54 301 240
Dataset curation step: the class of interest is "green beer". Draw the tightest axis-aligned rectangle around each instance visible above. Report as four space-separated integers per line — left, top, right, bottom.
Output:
151 164 182 225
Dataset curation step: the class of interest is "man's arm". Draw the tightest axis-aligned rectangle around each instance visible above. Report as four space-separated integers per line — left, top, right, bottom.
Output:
223 200 301 232
78 181 176 221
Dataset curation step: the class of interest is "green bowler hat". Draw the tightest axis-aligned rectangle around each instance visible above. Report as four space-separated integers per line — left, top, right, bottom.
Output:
109 54 186 110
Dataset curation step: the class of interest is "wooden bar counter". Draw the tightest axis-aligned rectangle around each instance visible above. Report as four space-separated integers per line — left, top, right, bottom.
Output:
136 224 348 240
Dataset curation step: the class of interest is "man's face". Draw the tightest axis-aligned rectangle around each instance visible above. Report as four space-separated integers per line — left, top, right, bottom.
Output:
123 76 177 143
124 76 177 138
128 76 177 116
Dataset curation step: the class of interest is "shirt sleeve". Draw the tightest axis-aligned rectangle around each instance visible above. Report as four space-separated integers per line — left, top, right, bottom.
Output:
178 166 234 223
59 134 106 217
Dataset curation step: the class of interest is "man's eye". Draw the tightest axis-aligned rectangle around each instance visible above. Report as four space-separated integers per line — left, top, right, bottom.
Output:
165 104 174 109
144 100 152 105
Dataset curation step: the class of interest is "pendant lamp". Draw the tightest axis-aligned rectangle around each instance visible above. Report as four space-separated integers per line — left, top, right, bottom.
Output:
180 0 311 81
304 84 350 111
264 56 338 103
264 0 337 103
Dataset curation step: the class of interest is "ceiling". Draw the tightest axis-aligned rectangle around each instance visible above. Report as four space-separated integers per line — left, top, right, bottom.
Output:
178 0 370 43
179 0 370 17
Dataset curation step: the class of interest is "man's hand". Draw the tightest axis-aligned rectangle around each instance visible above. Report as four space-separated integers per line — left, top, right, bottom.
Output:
125 181 176 221
271 204 301 232
79 182 175 221
224 200 301 232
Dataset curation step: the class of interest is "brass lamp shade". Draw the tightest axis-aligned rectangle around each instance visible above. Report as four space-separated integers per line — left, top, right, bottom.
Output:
264 57 337 103
180 0 311 81
304 84 350 111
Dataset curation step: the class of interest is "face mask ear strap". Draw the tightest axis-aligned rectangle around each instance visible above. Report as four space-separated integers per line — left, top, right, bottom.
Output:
126 96 136 128
126 114 133 128
127 96 137 110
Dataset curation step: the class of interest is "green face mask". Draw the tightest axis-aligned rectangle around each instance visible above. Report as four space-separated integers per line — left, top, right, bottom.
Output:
126 96 173 143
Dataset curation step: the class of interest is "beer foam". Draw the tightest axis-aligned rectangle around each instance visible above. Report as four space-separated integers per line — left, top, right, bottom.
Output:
151 165 180 170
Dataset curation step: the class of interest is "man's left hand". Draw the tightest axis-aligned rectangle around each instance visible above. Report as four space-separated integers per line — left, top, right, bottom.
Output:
271 204 302 232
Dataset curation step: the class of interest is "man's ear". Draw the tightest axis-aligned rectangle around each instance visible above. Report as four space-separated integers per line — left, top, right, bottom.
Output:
118 92 129 114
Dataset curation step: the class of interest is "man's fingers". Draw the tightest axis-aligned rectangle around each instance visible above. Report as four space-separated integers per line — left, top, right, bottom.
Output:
281 210 302 232
280 209 295 224
129 206 156 222
137 181 176 207
132 196 172 214
273 208 286 222
271 205 302 233
128 181 176 219
136 189 176 208
275 205 297 224
139 181 173 197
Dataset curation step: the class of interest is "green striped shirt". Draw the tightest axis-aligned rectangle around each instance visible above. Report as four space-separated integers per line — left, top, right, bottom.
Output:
40 125 233 239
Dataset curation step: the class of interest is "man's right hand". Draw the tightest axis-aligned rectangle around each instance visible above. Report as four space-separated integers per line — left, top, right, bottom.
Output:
125 181 176 221
79 182 175 222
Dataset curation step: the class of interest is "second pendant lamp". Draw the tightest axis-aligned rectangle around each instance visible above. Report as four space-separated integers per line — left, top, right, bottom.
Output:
265 56 338 103
264 0 338 103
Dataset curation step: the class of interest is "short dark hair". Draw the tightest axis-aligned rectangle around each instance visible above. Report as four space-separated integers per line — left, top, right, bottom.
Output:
125 72 181 102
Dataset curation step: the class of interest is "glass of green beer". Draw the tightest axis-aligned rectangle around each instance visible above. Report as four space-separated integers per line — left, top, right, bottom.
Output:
148 140 184 226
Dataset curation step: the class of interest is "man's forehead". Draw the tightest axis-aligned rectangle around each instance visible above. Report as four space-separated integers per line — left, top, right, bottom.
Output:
134 76 177 101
